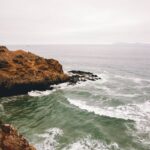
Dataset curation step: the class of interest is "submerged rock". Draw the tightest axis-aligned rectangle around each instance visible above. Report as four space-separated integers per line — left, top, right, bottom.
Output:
0 121 36 150
0 46 69 97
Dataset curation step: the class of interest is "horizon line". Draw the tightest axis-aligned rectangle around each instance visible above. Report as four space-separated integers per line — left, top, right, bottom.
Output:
3 42 150 46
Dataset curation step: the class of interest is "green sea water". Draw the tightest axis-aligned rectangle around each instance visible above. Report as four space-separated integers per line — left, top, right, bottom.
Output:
1 45 150 150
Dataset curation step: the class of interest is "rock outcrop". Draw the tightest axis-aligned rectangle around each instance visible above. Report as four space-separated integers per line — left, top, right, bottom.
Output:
0 121 36 150
68 70 101 84
0 46 69 97
0 46 101 97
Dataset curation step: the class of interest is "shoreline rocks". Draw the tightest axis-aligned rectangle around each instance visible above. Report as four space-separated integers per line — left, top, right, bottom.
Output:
0 46 101 97
0 46 101 149
0 121 36 150
0 46 69 97
68 70 101 84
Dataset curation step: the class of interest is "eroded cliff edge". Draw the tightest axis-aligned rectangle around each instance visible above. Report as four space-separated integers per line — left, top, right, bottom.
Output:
0 121 36 150
0 46 69 97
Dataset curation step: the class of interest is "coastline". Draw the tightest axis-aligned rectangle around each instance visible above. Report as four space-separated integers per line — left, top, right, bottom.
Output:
0 46 68 97
0 46 100 97
0 46 100 149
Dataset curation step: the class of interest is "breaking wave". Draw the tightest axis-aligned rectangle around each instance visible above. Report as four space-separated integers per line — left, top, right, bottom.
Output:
63 136 120 150
35 128 63 150
68 98 150 137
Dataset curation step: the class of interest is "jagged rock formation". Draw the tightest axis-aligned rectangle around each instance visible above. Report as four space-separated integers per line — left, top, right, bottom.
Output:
0 46 101 97
0 122 36 150
0 46 69 97
68 70 101 84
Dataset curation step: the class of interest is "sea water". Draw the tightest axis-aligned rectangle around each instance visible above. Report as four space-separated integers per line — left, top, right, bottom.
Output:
1 44 150 150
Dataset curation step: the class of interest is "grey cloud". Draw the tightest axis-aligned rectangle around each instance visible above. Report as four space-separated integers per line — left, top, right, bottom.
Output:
0 0 150 44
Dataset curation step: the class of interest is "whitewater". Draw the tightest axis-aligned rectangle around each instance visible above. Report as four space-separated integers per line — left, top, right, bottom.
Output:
1 44 150 150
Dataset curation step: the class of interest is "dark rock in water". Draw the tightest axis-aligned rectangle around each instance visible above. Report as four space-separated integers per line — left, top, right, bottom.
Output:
68 70 101 85
0 122 36 150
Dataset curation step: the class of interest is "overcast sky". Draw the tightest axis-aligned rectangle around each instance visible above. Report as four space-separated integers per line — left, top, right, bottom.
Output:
0 0 150 44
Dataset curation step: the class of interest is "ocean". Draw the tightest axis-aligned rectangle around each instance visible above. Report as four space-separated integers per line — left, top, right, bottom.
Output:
0 44 150 150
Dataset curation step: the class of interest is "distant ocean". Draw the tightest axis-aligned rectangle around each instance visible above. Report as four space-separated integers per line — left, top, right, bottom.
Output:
1 44 150 150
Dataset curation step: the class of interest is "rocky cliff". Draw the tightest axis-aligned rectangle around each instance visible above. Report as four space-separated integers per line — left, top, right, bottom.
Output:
0 121 36 150
0 46 69 97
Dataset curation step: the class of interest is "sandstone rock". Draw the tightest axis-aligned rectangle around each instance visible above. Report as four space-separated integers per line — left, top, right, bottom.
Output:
0 46 101 97
0 46 8 53
0 122 36 150
0 46 69 97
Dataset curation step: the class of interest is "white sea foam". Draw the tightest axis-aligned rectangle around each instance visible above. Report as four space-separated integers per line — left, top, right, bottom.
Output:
135 85 150 89
52 82 73 90
52 82 68 88
114 75 150 84
63 136 120 150
0 104 5 116
68 98 150 141
28 90 56 97
0 104 4 112
99 86 139 98
35 128 63 150
28 82 88 97
28 82 74 97
35 128 120 150
97 73 109 84
28 72 103 97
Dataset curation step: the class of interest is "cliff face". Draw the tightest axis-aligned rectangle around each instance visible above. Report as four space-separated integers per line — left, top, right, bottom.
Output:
0 46 69 97
0 122 36 150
